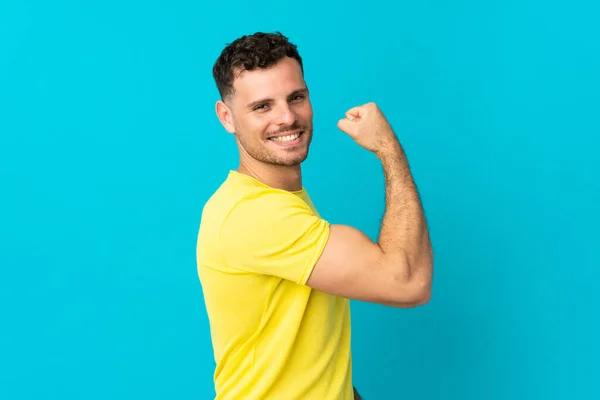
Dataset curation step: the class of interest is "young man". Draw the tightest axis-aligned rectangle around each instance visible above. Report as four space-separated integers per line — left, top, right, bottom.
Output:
196 32 433 400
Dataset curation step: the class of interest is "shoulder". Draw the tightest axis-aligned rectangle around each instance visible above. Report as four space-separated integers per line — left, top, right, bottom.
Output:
202 171 310 217
218 188 330 282
200 171 325 247
223 188 316 232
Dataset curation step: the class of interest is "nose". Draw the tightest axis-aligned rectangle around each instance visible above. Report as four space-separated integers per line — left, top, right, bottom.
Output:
274 103 297 127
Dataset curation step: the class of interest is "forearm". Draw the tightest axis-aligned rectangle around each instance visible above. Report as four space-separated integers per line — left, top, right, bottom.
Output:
376 136 433 285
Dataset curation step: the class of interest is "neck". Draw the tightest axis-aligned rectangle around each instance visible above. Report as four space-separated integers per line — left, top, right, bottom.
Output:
237 160 303 192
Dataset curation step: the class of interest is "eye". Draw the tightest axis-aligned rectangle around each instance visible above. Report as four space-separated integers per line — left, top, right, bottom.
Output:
290 94 305 102
253 103 268 111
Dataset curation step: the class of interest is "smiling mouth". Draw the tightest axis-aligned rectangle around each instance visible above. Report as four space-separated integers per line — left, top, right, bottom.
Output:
268 131 303 143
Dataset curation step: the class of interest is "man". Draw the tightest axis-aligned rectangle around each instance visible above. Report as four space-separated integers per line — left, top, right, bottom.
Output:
196 32 433 400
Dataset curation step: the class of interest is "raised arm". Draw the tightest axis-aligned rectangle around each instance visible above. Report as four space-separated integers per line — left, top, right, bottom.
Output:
306 103 433 307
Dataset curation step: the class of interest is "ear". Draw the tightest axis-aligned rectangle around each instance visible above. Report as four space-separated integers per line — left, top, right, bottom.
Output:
215 100 236 134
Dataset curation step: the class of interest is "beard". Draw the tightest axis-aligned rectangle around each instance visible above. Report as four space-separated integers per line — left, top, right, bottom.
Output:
235 123 312 167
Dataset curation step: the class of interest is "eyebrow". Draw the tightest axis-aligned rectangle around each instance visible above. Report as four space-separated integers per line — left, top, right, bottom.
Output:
246 88 309 110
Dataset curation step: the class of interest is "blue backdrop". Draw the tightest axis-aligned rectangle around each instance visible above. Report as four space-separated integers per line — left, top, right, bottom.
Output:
1 1 599 399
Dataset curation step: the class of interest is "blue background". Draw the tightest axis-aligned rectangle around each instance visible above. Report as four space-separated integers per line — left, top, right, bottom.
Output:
1 0 599 399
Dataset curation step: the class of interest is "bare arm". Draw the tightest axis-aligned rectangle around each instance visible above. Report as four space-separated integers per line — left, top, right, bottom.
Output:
306 103 433 307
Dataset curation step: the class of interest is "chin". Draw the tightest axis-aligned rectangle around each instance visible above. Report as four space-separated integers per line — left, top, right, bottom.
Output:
276 156 308 167
273 149 309 166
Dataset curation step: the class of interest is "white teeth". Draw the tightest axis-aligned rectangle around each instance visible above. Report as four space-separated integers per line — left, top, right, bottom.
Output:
271 133 300 142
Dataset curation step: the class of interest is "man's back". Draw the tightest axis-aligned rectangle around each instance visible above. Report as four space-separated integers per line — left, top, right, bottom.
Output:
196 170 354 400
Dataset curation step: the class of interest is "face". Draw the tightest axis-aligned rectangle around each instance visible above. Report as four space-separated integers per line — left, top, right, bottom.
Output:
216 57 313 167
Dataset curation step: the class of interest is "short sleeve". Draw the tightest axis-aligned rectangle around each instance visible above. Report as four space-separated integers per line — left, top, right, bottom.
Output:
219 191 330 285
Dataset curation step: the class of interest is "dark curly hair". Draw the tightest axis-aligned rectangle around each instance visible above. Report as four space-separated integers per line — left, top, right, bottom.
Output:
212 32 304 101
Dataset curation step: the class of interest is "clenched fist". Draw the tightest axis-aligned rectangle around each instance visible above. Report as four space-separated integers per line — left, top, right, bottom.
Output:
337 102 398 155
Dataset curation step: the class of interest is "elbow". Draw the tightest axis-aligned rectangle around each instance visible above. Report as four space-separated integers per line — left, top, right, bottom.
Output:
394 280 431 308
388 264 433 308
411 282 432 306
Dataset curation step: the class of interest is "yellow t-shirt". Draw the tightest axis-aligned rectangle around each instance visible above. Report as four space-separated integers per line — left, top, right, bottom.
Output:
196 170 353 400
